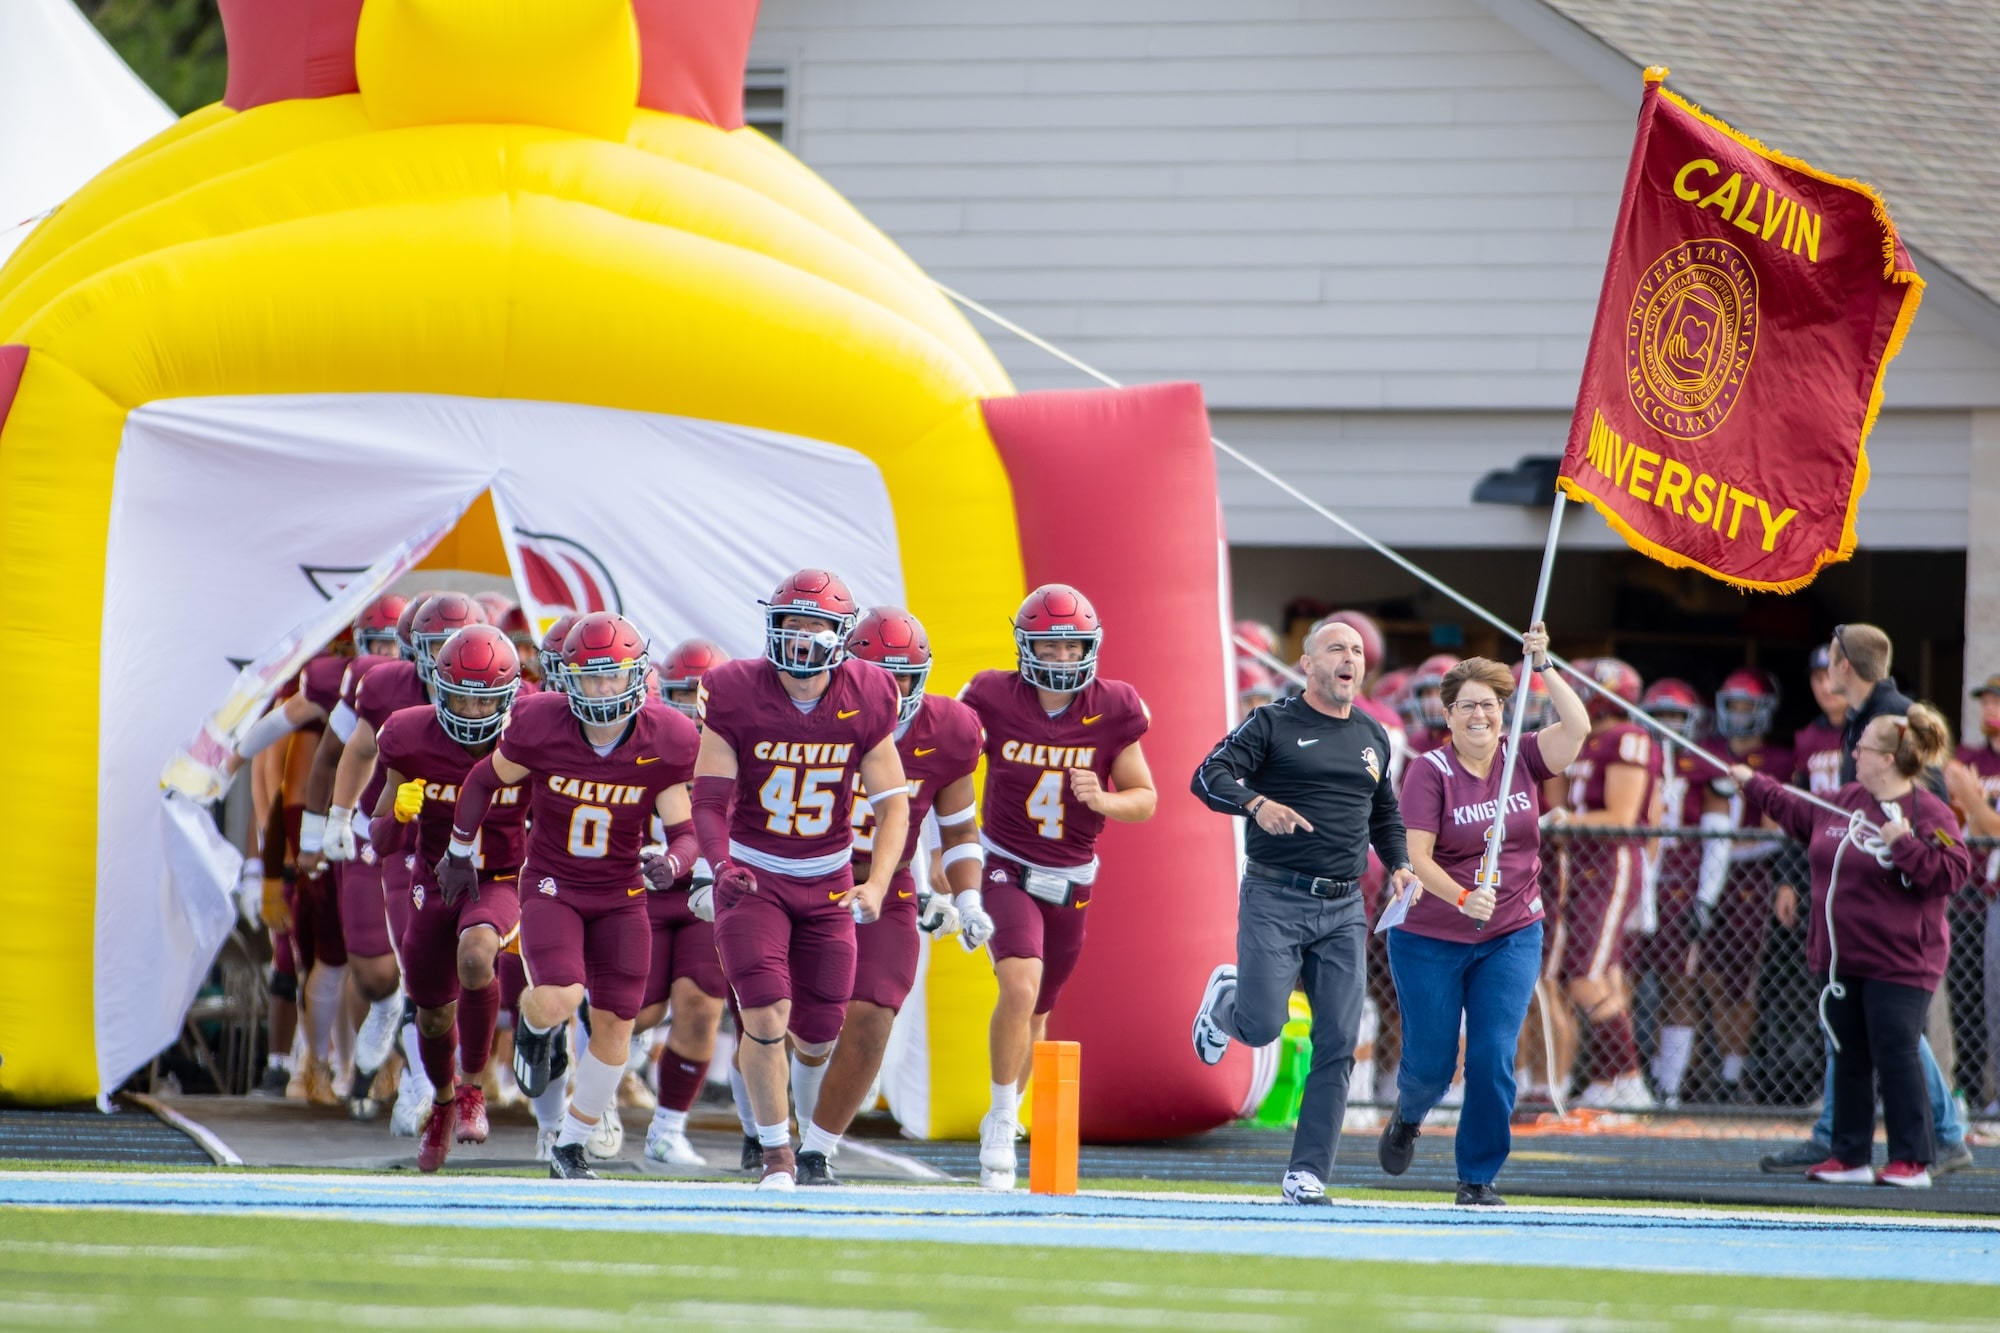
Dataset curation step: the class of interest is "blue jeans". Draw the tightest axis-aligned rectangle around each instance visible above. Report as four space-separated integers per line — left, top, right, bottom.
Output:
1810 1033 1964 1149
1387 921 1543 1186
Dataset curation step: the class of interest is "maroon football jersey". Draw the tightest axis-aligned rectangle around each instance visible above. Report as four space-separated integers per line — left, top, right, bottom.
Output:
852 692 985 865
496 693 699 895
298 653 350 715
960 668 1150 871
1565 722 1663 823
698 656 900 868
376 704 528 883
1792 715 1846 797
1724 739 1794 826
349 658 428 822
1955 741 2000 893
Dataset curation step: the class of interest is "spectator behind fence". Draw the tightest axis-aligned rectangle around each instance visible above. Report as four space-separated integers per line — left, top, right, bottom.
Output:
1943 673 2000 1116
1739 705 1970 1189
1828 624 1918 787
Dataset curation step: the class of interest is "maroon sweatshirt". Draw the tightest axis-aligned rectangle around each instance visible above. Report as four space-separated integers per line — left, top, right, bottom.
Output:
1743 774 1970 991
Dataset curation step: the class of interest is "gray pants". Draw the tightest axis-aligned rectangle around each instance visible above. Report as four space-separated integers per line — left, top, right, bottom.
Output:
1211 871 1367 1178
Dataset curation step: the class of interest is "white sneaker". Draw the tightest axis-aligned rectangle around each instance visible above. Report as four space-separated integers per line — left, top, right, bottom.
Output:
1190 964 1236 1066
535 1128 559 1162
645 1126 705 1166
1577 1080 1614 1109
391 1063 434 1138
1606 1073 1655 1111
354 998 401 1077
1282 1170 1330 1205
586 1105 625 1160
978 1111 1018 1190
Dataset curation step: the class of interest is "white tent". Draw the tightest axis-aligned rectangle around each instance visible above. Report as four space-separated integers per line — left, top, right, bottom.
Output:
0 0 174 269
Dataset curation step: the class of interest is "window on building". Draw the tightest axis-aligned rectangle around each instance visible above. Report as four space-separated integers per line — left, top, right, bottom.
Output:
745 65 787 146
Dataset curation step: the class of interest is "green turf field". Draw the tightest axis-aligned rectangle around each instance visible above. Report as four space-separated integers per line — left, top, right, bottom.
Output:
1 1205 1995 1332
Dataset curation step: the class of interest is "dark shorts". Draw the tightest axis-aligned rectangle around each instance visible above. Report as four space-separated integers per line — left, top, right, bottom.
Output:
400 875 521 1011
851 867 921 1012
517 868 652 1021
984 856 1091 1016
1561 845 1636 983
1688 864 1770 1000
713 863 856 1045
496 949 527 1022
1627 868 1695 976
336 853 393 960
286 871 347 970
642 887 727 1008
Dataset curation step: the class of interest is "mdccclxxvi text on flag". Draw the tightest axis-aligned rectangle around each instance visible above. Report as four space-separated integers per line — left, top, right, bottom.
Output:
1559 67 1923 592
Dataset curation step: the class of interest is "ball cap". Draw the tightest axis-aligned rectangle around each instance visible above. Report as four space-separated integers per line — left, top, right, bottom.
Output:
1970 672 2000 698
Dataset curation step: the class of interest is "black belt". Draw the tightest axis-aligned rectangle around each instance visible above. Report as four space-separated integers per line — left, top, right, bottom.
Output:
1245 860 1360 899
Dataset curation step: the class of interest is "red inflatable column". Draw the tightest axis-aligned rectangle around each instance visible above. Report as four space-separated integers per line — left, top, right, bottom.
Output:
981 383 1249 1141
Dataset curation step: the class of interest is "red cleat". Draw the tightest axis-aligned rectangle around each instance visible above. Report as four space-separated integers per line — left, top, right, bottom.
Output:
455 1083 489 1144
417 1095 458 1174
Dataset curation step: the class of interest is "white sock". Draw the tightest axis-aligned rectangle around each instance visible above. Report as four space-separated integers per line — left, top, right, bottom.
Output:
531 1080 569 1132
556 1107 596 1149
399 1017 430 1091
303 964 345 1059
268 1051 294 1073
729 1062 757 1136
651 1106 689 1137
359 994 402 1070
1721 1052 1745 1085
800 1121 841 1159
756 1120 791 1151
568 1049 623 1124
791 1051 831 1132
1350 1057 1376 1104
990 1081 1019 1120
1654 1026 1695 1098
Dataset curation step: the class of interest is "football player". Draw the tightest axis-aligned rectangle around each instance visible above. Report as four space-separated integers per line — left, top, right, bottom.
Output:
1792 644 1848 798
1407 653 1459 753
795 607 986 1185
691 569 908 1191
961 584 1155 1190
1636 677 1709 1108
370 625 528 1172
1549 657 1658 1110
443 612 700 1180
632 637 734 1168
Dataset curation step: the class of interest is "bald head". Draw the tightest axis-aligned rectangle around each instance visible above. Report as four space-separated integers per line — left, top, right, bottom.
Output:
1301 620 1364 713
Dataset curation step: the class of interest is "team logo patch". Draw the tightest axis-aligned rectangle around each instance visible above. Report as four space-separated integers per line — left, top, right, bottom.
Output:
989 868 1006 883
361 843 377 866
1361 746 1381 784
539 876 559 897
1624 238 1759 441
412 884 425 911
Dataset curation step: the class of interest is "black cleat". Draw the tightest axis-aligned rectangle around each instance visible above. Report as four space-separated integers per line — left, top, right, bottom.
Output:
548 1142 598 1180
513 1022 557 1099
740 1135 765 1173
1378 1117 1421 1177
796 1150 838 1186
256 1066 289 1097
1455 1182 1505 1207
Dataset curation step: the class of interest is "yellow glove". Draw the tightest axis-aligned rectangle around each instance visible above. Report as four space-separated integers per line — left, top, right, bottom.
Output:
261 879 292 931
394 778 427 824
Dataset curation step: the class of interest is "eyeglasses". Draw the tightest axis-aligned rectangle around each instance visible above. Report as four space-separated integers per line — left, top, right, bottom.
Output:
1451 699 1502 715
1831 624 1850 662
1853 744 1895 757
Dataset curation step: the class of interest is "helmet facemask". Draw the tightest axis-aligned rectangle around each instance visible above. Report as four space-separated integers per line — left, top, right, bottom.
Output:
435 677 517 746
765 610 850 679
1714 689 1775 739
564 655 648 727
1016 628 1099 695
883 661 931 727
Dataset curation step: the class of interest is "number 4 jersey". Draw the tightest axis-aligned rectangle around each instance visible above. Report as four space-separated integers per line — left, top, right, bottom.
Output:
697 656 900 877
494 692 700 895
960 669 1149 873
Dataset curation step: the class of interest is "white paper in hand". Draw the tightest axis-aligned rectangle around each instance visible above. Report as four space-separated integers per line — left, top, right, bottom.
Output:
1374 886 1413 935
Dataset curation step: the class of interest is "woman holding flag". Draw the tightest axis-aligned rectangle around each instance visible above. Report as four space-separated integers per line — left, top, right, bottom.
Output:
1375 624 1587 1205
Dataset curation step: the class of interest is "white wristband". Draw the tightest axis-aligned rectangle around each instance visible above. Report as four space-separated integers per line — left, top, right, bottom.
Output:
352 813 372 843
328 805 352 825
298 811 327 854
935 802 977 827
954 887 982 913
939 842 985 870
447 836 476 859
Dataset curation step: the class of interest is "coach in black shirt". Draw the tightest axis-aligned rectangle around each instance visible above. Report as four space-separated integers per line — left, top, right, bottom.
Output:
1188 619 1415 1205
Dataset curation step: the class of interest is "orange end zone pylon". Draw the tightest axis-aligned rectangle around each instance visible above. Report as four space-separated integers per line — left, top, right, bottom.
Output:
1029 1040 1080 1195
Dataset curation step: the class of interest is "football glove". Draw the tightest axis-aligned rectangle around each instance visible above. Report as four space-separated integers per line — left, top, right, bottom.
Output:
323 806 357 863
955 887 995 952
394 779 426 824
687 884 716 922
434 850 480 907
917 890 961 937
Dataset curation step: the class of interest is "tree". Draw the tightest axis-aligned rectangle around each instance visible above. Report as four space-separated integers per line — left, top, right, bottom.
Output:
78 0 226 116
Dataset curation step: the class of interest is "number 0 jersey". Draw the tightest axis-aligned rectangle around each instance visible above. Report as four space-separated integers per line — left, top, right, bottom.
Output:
960 669 1149 873
697 656 899 875
495 692 699 896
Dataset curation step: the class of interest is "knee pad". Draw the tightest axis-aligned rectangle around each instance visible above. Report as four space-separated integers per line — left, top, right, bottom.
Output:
268 970 298 1003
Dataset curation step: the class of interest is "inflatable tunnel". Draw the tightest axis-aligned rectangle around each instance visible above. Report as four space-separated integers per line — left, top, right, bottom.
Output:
0 0 1248 1139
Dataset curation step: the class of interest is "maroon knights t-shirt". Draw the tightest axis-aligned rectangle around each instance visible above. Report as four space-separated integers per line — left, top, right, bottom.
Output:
1791 715 1845 798
494 693 699 897
377 704 528 886
1396 732 1555 942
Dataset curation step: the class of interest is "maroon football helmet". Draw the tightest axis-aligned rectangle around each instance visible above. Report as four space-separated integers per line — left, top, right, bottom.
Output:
1015 584 1101 695
538 612 581 688
432 625 521 746
473 592 516 628
1508 660 1553 730
847 607 933 726
1232 619 1277 659
1642 678 1709 740
354 593 408 658
410 593 490 684
562 612 649 726
1715 667 1780 739
1373 668 1419 732
1238 660 1280 711
1411 652 1459 729
1578 657 1644 722
394 595 429 662
762 568 858 678
658 638 730 719
1316 610 1385 676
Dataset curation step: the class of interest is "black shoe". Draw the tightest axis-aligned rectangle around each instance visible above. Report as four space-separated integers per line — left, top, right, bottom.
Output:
1378 1118 1421 1177
741 1135 765 1172
513 1022 557 1099
255 1066 289 1097
548 1142 598 1180
1759 1140 1830 1174
347 1063 381 1121
1455 1181 1505 1206
796 1150 838 1186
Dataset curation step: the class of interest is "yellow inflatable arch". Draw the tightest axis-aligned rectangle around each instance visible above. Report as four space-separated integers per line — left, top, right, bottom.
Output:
0 0 1246 1140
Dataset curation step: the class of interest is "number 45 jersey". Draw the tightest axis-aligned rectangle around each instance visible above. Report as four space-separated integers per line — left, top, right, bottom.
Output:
494 691 699 896
697 656 900 877
960 669 1149 872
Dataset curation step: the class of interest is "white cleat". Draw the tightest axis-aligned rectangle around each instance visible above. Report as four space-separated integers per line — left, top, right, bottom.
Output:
1577 1080 1614 1109
1190 963 1236 1067
586 1105 625 1160
535 1128 559 1163
978 1111 1018 1190
1281 1170 1330 1205
645 1127 705 1167
354 1000 401 1078
1605 1073 1656 1111
390 1064 434 1138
